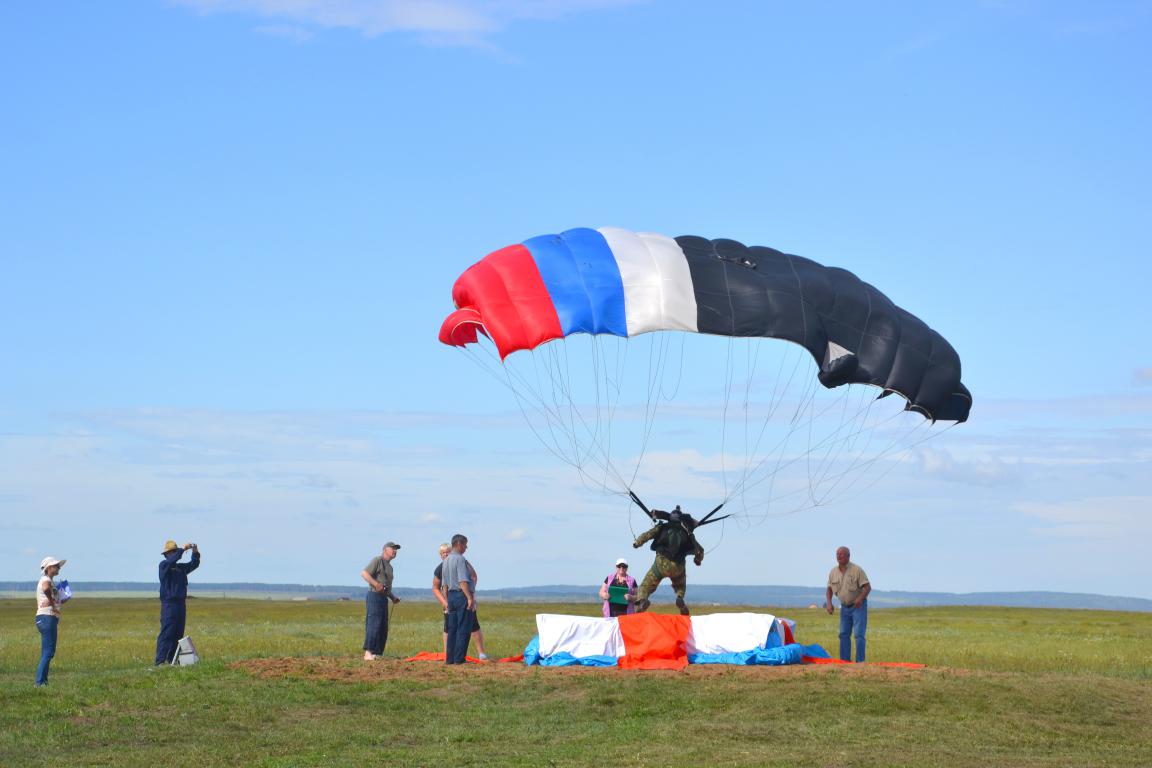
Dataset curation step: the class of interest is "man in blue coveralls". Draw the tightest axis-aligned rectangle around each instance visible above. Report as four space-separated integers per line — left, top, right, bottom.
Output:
155 540 201 665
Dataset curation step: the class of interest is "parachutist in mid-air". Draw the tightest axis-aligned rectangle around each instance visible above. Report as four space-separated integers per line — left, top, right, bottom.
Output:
632 505 703 615
627 492 730 616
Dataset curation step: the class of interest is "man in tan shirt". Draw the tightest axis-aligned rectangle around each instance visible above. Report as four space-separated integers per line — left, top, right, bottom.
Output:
825 545 871 662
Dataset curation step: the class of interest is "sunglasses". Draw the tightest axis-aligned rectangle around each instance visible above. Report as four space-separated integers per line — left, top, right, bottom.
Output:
617 564 628 568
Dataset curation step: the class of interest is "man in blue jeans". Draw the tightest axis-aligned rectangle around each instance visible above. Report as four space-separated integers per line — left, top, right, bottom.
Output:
825 546 871 662
442 534 475 665
360 541 402 660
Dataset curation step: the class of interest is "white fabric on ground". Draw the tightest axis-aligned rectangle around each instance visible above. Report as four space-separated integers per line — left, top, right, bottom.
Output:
686 612 777 655
536 613 626 658
536 612 784 659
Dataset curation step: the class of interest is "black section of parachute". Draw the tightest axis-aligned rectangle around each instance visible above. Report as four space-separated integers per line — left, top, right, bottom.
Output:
674 236 971 422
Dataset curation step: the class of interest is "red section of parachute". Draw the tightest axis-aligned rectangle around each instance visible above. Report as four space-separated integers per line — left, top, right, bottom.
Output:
617 613 693 670
438 243 563 359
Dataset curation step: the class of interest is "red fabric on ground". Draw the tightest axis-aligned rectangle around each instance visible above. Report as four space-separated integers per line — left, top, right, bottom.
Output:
617 613 693 670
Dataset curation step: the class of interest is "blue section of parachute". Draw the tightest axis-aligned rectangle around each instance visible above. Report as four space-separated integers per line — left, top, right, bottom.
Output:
522 227 628 339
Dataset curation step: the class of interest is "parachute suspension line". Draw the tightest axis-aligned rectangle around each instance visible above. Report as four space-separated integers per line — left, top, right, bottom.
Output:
805 383 877 503
458 342 631 494
557 338 635 494
720 370 931 521
803 383 867 505
456 345 576 469
718 335 741 504
724 341 813 525
734 403 934 520
634 333 665 487
809 383 906 504
722 361 824 519
811 415 954 508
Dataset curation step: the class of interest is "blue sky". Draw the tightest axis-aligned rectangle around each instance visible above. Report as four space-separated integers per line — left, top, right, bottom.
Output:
2 1 1150 598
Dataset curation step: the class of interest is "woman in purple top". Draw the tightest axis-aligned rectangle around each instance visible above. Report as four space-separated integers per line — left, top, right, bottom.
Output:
599 558 637 618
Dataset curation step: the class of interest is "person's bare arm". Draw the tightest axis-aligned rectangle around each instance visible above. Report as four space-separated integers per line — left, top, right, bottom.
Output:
432 575 448 610
361 569 384 592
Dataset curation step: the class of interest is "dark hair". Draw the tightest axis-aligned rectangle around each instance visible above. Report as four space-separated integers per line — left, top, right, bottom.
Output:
450 533 468 548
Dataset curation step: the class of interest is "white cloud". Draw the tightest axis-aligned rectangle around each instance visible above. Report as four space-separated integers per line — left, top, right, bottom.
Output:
1015 496 1152 540
173 0 642 44
912 446 1021 486
504 527 528 541
418 512 444 525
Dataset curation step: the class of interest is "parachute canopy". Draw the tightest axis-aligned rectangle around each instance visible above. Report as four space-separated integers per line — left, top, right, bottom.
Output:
439 226 971 422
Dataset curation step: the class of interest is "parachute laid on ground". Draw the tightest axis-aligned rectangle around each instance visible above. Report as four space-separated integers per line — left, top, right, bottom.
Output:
439 227 970 522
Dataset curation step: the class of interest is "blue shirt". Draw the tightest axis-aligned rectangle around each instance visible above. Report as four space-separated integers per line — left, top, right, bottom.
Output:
441 552 474 593
158 550 200 603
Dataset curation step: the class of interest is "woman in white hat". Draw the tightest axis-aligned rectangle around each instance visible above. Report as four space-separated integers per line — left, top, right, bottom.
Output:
598 558 637 618
35 556 66 686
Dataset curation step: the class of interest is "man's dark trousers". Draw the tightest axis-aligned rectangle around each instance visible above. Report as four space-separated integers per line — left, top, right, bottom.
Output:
445 590 470 664
364 590 391 655
155 601 186 665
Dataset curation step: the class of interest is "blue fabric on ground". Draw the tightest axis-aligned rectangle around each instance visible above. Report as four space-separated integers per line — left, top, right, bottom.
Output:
803 643 831 659
523 635 541 665
688 642 806 666
522 635 619 667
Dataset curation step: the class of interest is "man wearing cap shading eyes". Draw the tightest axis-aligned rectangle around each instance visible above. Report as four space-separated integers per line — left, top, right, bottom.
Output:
155 540 201 666
361 542 401 661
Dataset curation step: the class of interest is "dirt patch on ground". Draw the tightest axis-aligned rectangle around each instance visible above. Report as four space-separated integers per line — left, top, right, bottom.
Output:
230 656 933 683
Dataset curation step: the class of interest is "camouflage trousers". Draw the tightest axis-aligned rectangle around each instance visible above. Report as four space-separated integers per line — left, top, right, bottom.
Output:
636 554 687 601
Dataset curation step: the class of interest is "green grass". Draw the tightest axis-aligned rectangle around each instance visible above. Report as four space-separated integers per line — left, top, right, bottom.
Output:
2 598 1150 767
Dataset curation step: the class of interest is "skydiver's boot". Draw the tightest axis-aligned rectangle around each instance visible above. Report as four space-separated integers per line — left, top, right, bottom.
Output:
635 598 651 613
675 596 690 616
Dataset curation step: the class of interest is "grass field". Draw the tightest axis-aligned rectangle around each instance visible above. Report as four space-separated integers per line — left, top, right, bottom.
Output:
2 598 1149 767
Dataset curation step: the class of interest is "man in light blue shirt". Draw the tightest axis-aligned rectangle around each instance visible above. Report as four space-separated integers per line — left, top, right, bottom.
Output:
442 534 475 664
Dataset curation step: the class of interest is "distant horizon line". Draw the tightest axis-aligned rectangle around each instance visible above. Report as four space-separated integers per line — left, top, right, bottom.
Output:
1 579 1148 604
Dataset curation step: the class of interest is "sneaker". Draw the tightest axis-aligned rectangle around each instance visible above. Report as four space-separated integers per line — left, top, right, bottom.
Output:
363 653 379 661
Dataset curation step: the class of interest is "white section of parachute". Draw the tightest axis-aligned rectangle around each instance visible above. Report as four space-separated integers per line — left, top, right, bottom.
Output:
597 227 698 337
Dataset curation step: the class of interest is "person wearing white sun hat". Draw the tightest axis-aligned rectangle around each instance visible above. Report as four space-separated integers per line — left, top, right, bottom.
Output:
599 557 638 618
35 556 66 686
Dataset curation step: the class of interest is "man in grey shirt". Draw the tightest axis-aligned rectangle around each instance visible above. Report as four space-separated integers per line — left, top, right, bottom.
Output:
360 541 401 661
442 534 475 664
